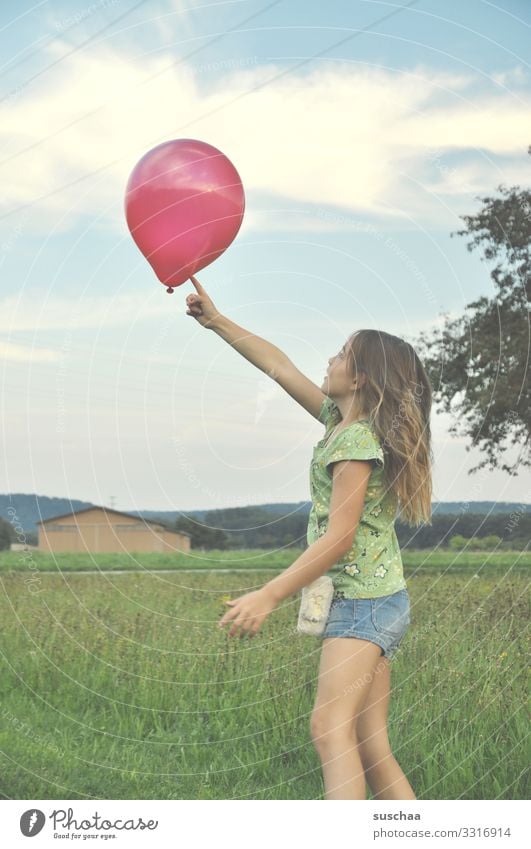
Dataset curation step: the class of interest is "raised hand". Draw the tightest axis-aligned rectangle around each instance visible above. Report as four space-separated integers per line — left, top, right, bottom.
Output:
185 274 222 329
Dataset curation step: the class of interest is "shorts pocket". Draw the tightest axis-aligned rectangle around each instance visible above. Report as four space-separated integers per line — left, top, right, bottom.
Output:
370 590 410 636
326 597 353 627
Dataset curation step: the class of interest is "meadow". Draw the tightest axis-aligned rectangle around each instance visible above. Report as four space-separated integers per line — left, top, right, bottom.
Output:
0 549 529 799
1 547 529 573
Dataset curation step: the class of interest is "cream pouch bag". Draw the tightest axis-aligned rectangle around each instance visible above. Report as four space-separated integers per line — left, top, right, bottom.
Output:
297 575 335 636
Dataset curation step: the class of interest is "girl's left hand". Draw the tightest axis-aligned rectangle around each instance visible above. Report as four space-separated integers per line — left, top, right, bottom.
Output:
218 588 278 638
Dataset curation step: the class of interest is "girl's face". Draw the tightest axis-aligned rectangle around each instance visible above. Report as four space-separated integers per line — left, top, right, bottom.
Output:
322 340 355 396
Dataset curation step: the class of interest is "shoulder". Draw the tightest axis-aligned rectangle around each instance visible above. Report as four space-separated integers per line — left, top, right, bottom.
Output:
325 421 385 469
318 396 342 429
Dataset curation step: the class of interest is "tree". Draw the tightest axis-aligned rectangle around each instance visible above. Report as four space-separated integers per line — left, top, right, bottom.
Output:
450 532 501 551
416 146 530 475
482 534 502 550
0 518 14 550
174 516 229 550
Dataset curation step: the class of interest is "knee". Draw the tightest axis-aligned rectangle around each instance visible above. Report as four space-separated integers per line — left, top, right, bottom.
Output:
310 711 355 752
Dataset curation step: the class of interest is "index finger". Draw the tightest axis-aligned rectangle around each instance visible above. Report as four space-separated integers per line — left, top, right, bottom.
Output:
189 274 205 293
219 604 240 627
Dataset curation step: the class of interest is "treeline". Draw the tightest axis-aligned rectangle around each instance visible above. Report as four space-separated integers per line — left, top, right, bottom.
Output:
0 501 531 550
174 506 309 550
395 511 529 550
173 507 530 551
0 494 94 533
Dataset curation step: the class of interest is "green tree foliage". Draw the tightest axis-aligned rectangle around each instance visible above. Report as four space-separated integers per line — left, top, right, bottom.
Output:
416 146 531 475
177 508 529 551
202 507 309 550
0 518 14 550
395 512 529 551
482 534 503 549
462 535 502 551
174 515 229 550
449 534 468 550
449 534 501 552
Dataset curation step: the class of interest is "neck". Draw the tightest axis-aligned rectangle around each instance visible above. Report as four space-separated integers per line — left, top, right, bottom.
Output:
332 395 369 423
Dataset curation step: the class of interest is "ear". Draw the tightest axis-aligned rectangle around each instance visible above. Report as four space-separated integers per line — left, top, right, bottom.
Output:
352 370 367 390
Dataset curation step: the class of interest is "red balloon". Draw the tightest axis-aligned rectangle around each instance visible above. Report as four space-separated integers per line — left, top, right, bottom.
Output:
124 138 245 293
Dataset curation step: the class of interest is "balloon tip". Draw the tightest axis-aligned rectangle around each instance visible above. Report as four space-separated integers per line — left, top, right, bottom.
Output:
166 287 174 294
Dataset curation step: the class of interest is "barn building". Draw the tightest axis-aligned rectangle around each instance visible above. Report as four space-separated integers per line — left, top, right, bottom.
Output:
36 506 191 554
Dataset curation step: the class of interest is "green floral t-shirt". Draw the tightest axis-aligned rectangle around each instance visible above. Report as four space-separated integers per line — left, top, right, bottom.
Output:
306 396 406 599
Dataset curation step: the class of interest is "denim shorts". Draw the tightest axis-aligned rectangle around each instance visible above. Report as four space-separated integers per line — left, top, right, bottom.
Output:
321 588 411 659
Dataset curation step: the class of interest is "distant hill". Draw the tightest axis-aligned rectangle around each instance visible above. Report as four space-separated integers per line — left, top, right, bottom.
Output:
430 501 528 516
1 493 529 534
0 494 95 535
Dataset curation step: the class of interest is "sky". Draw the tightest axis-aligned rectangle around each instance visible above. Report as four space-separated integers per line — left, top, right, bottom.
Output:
0 0 530 514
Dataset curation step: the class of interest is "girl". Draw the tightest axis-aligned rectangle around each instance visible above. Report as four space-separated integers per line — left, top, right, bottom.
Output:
185 275 433 801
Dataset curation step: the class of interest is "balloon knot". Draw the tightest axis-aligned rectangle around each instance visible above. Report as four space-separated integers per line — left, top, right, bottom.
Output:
166 287 174 294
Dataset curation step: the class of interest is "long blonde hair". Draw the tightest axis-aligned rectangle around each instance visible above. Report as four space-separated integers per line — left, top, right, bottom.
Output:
346 329 433 526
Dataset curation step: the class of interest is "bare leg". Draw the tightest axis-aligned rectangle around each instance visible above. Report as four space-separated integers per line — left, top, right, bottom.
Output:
310 636 383 800
356 655 416 799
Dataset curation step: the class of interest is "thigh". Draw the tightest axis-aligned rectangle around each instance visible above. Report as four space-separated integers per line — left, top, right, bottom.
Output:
312 636 384 735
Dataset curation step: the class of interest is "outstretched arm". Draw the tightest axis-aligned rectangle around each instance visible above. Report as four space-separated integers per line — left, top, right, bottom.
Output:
185 275 326 420
218 458 372 637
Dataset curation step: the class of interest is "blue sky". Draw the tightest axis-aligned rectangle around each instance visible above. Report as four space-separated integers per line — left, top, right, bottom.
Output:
1 0 530 513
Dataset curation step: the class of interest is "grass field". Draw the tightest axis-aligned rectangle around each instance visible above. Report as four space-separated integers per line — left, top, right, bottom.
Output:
1 547 530 573
0 550 529 799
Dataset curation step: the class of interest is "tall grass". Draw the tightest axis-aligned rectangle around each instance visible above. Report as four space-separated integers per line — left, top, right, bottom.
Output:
0 563 528 799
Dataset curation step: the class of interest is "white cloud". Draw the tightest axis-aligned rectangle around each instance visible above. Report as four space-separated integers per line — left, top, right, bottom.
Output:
1 43 530 237
0 339 60 363
397 100 531 155
0 290 176 334
426 160 529 197
490 66 528 87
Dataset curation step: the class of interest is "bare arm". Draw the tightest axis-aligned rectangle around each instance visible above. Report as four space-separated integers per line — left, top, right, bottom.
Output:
209 313 289 379
262 458 371 602
218 459 372 636
186 275 327 420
